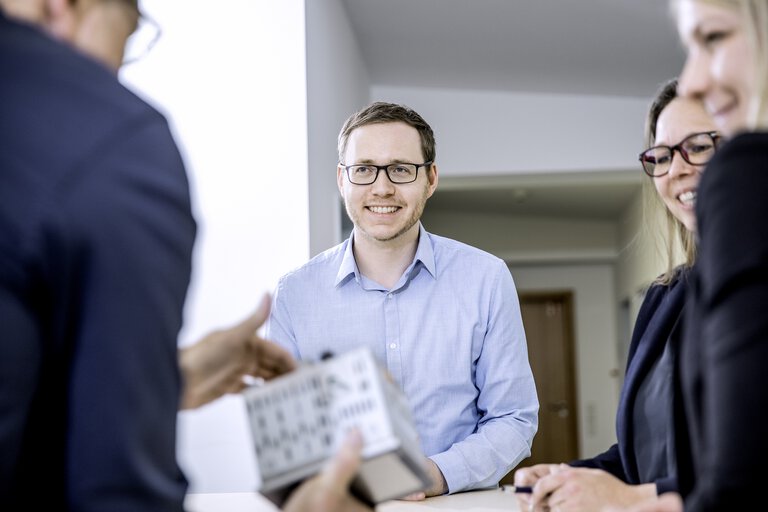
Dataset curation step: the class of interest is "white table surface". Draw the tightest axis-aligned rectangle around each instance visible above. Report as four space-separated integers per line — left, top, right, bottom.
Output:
185 488 520 512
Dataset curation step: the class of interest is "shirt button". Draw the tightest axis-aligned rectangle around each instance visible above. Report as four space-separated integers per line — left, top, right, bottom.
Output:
389 343 397 349
386 293 393 299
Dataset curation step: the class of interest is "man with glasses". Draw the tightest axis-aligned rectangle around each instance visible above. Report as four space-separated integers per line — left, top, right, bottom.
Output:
267 101 539 498
0 2 369 511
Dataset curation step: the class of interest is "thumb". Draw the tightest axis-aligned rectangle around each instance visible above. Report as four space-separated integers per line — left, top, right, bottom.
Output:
321 429 363 489
234 292 272 335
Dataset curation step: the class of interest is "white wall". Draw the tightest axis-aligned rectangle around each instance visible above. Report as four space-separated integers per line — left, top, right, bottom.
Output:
121 0 309 493
507 263 619 457
306 0 371 256
371 85 650 175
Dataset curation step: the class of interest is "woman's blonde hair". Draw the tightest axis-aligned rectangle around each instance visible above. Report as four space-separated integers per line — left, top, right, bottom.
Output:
742 0 768 128
642 78 697 285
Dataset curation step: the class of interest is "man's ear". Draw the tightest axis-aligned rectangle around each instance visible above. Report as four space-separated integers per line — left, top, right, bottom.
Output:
426 163 439 199
43 0 79 41
337 164 346 197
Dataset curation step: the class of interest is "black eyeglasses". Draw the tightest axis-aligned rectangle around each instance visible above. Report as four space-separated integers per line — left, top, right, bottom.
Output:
639 131 720 177
341 162 432 185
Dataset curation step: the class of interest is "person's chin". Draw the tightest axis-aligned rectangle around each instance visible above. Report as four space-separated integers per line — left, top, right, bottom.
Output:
373 230 402 243
357 224 395 241
714 106 747 138
681 214 696 234
371 225 408 243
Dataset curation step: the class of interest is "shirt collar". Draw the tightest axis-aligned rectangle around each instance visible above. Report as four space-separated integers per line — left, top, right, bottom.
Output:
335 234 359 287
413 224 436 279
335 224 436 287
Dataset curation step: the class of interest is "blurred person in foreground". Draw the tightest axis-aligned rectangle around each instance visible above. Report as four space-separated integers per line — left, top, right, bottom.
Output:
0 1 368 511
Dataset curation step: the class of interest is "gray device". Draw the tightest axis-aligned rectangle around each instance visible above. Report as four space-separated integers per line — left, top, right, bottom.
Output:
242 347 433 506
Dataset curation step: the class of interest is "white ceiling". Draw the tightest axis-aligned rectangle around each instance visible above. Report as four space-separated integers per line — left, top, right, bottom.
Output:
339 0 684 220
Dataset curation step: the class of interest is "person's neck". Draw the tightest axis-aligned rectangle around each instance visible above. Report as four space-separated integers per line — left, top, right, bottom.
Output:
352 224 420 290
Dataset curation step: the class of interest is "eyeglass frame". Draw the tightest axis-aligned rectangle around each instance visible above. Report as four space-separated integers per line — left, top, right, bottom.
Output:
638 131 720 178
340 161 433 185
123 10 162 65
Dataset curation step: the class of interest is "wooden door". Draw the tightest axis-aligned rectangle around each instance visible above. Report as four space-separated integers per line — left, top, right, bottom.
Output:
501 291 579 483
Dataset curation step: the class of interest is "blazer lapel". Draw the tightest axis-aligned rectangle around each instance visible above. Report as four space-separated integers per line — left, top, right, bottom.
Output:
616 276 687 483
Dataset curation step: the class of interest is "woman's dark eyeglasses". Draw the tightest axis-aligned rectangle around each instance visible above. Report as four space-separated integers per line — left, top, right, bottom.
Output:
639 131 720 177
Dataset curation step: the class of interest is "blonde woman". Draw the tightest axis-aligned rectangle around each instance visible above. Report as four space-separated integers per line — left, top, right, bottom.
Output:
514 78 721 512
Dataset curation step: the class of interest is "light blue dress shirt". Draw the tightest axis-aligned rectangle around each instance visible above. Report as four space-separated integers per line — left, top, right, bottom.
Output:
266 224 539 493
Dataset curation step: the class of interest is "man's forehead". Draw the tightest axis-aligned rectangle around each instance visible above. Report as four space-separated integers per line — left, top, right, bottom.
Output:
345 123 424 163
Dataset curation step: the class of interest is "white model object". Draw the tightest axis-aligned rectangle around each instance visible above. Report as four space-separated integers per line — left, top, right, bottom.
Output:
242 347 432 505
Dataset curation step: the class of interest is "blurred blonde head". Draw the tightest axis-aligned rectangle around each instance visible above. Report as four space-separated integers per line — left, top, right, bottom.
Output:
673 0 768 132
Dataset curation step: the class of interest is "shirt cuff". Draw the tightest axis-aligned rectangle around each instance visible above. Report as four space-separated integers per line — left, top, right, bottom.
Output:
428 450 470 494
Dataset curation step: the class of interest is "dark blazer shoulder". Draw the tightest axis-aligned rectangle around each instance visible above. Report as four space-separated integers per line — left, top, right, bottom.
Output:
0 13 169 161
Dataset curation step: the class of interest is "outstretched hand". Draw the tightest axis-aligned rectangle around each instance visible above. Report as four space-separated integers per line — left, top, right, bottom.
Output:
179 293 296 409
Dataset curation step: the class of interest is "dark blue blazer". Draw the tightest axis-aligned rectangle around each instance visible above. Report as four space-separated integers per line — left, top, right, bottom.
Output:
0 14 196 511
570 269 687 495
675 132 768 511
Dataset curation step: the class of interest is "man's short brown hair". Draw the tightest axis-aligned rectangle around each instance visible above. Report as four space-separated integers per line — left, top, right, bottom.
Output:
337 101 436 164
